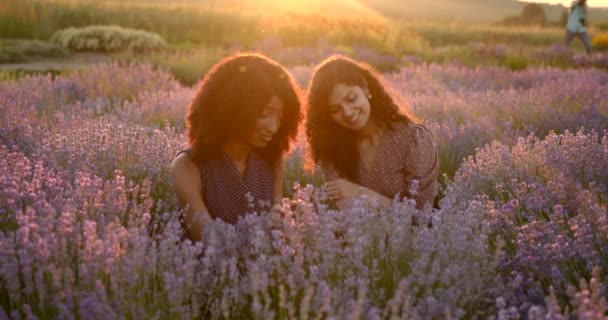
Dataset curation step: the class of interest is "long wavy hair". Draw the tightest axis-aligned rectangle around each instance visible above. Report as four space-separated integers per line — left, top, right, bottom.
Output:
186 53 302 166
306 55 415 181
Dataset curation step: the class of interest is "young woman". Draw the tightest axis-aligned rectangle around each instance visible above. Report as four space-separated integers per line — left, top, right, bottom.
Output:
306 55 438 210
171 53 302 242
565 0 592 56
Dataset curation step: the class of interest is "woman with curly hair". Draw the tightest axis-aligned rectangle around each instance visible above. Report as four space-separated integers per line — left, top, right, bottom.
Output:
306 55 438 210
171 53 302 242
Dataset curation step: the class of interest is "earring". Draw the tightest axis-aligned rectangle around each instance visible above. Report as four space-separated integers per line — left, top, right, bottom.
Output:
367 93 372 100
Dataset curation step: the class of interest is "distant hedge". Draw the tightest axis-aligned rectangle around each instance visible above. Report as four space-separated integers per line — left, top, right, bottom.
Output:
50 25 167 52
0 39 68 63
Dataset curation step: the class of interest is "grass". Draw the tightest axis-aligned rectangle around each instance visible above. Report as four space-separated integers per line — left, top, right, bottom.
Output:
131 47 226 86
405 21 566 47
0 0 260 46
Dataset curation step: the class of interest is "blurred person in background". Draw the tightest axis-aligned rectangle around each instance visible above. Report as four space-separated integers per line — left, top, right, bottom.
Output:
565 0 593 55
171 53 302 242
306 55 438 210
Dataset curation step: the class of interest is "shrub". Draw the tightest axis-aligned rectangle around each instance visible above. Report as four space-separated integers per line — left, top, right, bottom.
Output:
0 149 498 318
450 130 608 311
592 32 608 51
500 3 546 27
50 25 167 53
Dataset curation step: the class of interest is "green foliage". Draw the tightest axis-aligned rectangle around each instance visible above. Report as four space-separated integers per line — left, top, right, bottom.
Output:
140 48 225 86
559 9 569 27
504 54 529 71
50 25 167 52
0 0 51 39
0 69 64 82
513 3 547 26
0 39 68 63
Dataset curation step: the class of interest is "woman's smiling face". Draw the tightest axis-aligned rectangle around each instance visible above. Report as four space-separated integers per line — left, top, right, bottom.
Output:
327 83 371 131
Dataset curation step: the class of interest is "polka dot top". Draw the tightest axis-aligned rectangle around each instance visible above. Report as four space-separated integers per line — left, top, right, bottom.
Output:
177 149 275 225
323 121 439 208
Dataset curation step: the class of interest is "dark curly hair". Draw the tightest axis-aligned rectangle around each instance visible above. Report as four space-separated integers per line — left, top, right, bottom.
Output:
186 53 302 166
306 55 415 181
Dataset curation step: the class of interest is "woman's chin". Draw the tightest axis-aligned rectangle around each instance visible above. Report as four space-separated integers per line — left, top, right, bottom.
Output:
347 119 368 131
252 139 271 148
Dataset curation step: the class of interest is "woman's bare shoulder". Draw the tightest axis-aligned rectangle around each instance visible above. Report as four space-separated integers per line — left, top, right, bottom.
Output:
171 152 198 174
170 152 202 191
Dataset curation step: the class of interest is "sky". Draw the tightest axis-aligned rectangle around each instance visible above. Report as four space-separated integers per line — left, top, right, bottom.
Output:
520 0 608 7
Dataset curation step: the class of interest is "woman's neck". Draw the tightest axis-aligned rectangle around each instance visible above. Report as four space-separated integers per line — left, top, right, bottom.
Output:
222 139 252 163
357 119 384 145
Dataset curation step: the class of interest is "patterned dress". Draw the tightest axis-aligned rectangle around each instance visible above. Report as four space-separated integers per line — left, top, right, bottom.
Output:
323 121 439 208
177 149 275 224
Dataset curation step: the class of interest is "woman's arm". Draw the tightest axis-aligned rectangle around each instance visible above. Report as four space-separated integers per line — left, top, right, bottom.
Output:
170 153 210 242
321 161 391 209
403 124 439 209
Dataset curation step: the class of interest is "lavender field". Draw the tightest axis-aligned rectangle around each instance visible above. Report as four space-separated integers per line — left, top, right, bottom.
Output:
1 61 607 319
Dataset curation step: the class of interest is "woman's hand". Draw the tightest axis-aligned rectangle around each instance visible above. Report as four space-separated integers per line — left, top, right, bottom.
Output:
326 179 392 209
325 179 362 201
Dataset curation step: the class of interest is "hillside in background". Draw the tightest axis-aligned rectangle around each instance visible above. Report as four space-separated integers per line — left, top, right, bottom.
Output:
359 0 608 23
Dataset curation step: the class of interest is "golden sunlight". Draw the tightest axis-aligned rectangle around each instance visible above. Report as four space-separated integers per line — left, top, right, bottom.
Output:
520 0 608 6
243 0 385 18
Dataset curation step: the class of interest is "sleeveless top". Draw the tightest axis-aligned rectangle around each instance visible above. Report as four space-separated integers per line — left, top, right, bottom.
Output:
177 149 275 225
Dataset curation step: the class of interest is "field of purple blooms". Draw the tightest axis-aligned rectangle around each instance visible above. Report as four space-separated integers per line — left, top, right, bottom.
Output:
1 62 607 319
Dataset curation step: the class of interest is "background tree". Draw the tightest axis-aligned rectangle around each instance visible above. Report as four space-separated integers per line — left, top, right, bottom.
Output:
520 3 547 26
560 9 569 26
501 2 547 26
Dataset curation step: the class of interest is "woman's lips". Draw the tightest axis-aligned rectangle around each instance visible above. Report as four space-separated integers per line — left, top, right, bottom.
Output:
259 134 272 142
349 111 360 124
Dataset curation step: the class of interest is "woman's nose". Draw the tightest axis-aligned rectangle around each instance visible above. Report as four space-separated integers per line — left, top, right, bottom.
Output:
266 116 279 133
341 104 355 118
